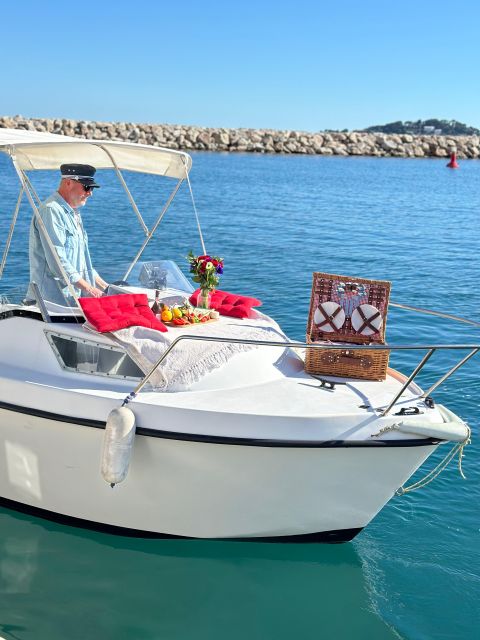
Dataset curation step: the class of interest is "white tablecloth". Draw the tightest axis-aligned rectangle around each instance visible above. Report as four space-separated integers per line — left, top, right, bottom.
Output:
111 313 288 391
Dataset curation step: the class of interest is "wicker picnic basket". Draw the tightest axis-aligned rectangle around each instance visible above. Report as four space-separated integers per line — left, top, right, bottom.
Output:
305 272 391 381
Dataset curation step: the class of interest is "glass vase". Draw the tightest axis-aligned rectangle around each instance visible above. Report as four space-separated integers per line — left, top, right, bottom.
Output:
198 287 211 309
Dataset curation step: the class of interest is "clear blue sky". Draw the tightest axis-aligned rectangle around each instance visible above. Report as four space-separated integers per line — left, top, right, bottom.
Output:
2 0 480 132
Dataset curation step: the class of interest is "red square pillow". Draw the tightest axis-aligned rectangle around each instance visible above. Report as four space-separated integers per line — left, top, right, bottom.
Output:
79 294 168 333
189 289 262 319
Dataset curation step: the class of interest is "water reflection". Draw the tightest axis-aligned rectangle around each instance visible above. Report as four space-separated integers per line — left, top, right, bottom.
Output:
0 509 397 640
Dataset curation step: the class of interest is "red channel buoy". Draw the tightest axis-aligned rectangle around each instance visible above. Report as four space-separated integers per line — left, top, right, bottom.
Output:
446 152 459 169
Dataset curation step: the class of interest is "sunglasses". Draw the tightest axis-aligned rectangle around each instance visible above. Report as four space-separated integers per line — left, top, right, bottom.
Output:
68 177 95 193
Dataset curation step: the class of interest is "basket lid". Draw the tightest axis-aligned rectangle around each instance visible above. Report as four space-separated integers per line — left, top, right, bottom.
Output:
306 272 391 345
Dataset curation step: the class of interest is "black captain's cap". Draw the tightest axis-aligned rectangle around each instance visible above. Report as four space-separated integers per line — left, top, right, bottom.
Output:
60 164 100 188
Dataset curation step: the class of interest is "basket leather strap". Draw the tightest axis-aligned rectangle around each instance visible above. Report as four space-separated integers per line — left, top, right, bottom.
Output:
316 303 342 331
356 306 380 334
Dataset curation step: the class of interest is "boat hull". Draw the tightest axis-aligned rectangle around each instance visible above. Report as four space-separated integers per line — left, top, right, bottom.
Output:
0 406 437 541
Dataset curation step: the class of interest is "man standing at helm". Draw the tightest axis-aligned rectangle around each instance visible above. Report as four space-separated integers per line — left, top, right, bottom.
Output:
29 163 108 305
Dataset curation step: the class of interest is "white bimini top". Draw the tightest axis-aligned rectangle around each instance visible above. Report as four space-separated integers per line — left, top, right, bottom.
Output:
0 127 192 179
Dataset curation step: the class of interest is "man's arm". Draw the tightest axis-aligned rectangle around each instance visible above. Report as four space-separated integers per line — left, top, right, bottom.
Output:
95 274 109 291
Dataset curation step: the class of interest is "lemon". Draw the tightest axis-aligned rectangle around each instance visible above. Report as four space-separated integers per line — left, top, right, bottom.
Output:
161 309 173 322
173 307 183 318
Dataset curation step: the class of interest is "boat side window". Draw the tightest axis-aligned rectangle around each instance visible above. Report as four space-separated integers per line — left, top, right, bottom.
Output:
45 331 143 380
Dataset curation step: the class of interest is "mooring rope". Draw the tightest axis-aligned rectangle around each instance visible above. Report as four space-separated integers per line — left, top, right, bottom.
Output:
395 426 471 495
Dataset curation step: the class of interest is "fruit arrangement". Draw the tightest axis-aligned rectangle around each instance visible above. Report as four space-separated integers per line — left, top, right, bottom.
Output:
157 301 217 326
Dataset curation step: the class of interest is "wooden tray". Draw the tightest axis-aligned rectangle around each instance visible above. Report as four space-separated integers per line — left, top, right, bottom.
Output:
163 317 218 328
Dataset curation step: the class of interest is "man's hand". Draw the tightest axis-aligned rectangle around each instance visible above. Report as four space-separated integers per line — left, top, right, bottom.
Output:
85 285 104 298
76 278 105 298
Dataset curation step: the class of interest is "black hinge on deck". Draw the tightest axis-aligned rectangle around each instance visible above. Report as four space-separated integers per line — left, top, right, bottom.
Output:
394 407 423 416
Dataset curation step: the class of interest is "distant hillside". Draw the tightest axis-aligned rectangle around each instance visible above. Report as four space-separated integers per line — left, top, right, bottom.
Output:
363 119 480 136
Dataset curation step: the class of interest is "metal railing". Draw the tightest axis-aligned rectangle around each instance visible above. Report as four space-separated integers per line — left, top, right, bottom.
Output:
122 336 479 416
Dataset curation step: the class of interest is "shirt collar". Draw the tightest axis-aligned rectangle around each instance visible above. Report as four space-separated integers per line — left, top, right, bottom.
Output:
52 191 76 215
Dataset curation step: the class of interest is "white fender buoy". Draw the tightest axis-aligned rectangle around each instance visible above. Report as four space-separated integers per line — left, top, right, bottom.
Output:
101 406 136 487
398 405 469 443
398 421 468 442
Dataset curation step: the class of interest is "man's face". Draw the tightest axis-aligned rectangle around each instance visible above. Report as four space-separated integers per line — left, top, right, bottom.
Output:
64 179 93 208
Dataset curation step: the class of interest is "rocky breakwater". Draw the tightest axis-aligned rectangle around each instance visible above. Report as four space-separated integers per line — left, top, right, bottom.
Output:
2 115 480 159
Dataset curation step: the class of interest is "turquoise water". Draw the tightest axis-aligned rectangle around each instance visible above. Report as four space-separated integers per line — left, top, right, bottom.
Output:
0 152 479 639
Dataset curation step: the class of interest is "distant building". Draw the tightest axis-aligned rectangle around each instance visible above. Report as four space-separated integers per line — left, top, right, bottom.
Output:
434 128 442 135
423 126 435 134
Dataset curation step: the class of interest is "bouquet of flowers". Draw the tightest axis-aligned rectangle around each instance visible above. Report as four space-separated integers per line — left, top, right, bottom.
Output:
186 251 224 308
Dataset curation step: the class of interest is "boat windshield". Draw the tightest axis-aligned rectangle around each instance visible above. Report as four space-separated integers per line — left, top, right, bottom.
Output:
126 260 193 294
0 259 194 318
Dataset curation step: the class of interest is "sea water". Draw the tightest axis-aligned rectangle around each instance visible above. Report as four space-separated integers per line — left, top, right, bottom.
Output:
0 152 478 639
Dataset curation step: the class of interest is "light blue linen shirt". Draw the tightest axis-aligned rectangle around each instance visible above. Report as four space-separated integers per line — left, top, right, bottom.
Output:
29 192 98 305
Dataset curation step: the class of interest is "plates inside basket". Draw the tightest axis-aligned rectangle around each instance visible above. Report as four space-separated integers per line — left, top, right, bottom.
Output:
350 304 383 336
313 301 345 332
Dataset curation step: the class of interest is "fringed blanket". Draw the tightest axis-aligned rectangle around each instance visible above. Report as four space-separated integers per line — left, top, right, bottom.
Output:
111 314 288 391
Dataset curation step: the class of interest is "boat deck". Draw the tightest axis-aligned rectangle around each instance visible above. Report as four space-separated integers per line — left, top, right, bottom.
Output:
0 311 437 443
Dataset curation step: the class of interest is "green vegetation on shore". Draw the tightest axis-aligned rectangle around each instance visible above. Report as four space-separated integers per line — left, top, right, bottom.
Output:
364 119 480 136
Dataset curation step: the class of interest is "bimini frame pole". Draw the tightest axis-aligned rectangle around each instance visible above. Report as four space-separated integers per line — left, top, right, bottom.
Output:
0 186 24 279
183 157 206 255
121 156 206 280
10 155 81 305
22 171 44 208
122 176 185 281
97 144 149 237
84 140 188 282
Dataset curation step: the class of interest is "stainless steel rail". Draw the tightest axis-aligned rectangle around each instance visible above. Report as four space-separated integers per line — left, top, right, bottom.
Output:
422 348 479 398
123 336 480 415
380 349 435 417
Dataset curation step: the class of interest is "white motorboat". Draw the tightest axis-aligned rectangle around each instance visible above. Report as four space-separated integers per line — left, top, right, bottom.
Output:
0 128 478 542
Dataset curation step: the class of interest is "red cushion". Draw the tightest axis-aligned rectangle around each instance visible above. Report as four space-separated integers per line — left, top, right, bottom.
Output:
79 294 168 333
189 289 262 319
